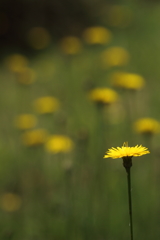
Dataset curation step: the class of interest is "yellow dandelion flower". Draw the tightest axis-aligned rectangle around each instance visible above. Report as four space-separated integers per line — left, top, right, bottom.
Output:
101 47 129 68
0 193 22 212
33 96 60 114
5 54 28 72
111 72 145 90
134 118 160 134
14 114 37 130
89 87 118 105
104 141 149 234
104 142 150 159
22 129 48 147
83 26 112 45
16 67 36 85
27 27 51 50
59 36 82 55
45 135 74 153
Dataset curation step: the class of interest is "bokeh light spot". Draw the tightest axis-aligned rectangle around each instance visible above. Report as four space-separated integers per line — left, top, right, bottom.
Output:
83 26 112 45
5 54 29 72
59 36 82 55
27 27 51 50
1 193 22 212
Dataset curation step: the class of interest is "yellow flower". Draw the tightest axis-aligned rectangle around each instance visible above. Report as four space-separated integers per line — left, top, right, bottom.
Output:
0 193 22 212
111 72 145 90
59 36 82 55
45 135 74 153
33 96 60 114
82 26 112 45
104 142 150 159
89 87 118 104
14 114 37 130
22 129 48 147
101 47 129 68
27 27 51 50
5 54 28 72
16 67 36 85
134 118 160 134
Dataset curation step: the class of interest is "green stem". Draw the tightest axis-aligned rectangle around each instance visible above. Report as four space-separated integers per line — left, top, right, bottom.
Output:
123 157 133 240
126 167 133 240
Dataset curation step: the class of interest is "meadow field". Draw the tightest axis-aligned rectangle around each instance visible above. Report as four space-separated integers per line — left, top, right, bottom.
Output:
1 1 160 239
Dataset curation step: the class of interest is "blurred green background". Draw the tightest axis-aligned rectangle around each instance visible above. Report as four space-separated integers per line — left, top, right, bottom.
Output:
1 0 160 239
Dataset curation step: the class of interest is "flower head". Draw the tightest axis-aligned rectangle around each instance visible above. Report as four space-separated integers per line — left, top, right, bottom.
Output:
27 27 51 50
111 72 145 90
16 67 36 85
83 26 112 45
45 135 74 154
5 54 28 72
101 47 130 68
33 96 60 114
59 36 82 55
22 129 48 147
0 193 22 212
14 114 37 130
134 118 160 134
89 87 118 105
104 142 150 159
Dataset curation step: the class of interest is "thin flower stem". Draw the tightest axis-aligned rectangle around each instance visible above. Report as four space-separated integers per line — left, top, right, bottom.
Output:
126 167 133 240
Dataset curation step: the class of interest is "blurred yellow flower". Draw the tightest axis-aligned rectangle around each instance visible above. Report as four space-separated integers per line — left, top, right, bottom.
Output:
33 96 60 114
5 54 28 72
107 5 133 28
27 27 51 50
89 87 118 104
134 118 160 134
14 114 37 130
0 193 22 212
82 26 112 45
22 129 48 147
101 47 129 68
16 67 36 85
45 135 74 153
104 142 150 159
59 36 82 54
111 72 145 90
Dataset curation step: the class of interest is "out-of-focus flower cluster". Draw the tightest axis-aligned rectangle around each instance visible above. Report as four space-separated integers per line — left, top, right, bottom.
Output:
88 87 118 105
134 118 160 135
83 26 112 45
4 4 159 160
33 97 60 114
0 193 22 212
13 95 73 152
45 135 74 153
101 47 130 68
111 72 145 90
5 54 36 85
